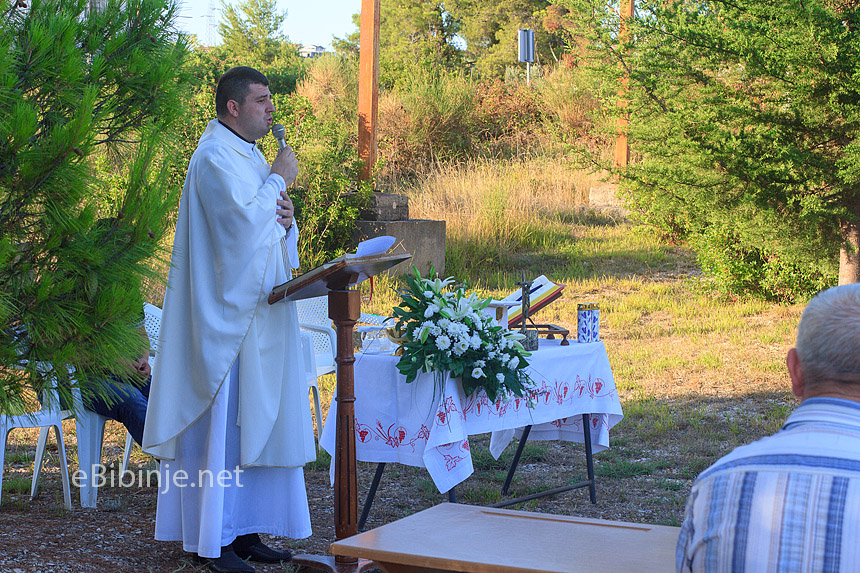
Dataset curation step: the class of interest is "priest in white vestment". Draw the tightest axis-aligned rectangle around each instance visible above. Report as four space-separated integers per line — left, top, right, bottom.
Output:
143 66 316 573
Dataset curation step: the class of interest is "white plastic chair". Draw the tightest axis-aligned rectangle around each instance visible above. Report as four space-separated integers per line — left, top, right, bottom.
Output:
1 383 72 510
295 296 337 447
35 303 161 508
300 331 324 450
296 296 337 377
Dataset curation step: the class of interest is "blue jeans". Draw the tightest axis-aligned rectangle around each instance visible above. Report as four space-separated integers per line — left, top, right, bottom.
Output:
86 374 151 446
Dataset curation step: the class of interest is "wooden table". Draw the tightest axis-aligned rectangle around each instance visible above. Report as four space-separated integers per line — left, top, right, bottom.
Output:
330 503 680 573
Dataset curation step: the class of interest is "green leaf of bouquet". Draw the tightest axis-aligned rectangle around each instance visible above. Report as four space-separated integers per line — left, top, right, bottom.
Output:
485 386 497 403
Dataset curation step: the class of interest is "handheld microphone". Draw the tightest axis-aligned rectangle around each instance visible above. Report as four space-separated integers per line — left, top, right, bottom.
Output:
271 123 287 150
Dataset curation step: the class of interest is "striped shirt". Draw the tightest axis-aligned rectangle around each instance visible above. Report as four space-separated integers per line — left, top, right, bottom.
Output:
676 397 860 573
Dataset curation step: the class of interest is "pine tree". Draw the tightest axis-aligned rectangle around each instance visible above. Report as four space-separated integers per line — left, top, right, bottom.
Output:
555 0 860 299
0 0 189 413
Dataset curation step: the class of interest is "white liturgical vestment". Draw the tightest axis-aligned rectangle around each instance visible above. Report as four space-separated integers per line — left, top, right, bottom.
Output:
143 118 316 467
143 120 316 556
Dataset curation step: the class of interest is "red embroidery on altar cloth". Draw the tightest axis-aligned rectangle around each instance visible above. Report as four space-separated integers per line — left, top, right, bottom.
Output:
442 453 465 470
549 413 609 431
436 396 459 425
355 421 430 452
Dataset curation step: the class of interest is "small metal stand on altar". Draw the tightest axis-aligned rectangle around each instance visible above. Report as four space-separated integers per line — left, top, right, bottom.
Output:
516 273 540 351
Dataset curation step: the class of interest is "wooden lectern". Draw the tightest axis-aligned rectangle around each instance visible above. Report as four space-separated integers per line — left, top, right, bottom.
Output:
268 252 411 572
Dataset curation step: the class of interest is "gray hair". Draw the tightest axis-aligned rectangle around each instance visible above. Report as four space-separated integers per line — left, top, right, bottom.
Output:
796 283 860 385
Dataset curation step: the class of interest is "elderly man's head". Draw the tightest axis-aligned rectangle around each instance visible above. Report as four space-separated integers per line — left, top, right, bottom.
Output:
789 284 860 399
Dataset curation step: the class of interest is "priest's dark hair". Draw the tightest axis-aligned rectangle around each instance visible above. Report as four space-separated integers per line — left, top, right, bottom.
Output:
215 66 269 118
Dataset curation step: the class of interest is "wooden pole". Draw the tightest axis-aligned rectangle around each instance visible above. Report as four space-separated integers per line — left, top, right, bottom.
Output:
357 0 381 184
615 0 634 168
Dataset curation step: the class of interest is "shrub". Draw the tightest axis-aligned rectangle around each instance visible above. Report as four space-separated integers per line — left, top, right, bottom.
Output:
270 95 372 270
691 228 834 303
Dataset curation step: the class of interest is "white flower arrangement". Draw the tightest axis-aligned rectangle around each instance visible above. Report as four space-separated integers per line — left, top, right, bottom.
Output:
392 268 533 402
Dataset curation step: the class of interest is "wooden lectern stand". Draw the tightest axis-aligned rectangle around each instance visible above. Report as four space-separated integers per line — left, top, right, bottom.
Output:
268 253 411 572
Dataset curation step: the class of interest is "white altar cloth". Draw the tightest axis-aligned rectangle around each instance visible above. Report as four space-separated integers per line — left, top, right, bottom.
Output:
320 339 624 493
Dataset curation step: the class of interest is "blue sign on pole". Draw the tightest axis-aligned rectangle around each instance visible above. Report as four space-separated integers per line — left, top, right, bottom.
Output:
518 29 535 63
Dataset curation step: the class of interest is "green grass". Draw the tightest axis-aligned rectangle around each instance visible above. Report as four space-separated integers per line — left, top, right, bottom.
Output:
305 449 331 471
4 450 31 465
1 476 31 494
595 458 657 478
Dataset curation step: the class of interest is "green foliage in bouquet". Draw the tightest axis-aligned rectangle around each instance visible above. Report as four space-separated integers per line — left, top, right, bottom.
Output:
392 267 532 402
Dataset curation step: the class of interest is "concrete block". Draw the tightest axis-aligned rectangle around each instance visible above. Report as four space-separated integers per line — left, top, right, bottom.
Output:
588 183 628 216
354 219 446 276
358 193 409 221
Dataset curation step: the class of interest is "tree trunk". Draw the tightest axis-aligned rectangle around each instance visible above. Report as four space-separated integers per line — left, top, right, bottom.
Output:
839 196 860 284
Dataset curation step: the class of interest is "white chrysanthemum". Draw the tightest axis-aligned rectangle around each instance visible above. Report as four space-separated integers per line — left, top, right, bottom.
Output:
435 334 451 350
470 334 482 349
438 318 451 329
430 324 442 336
472 367 484 379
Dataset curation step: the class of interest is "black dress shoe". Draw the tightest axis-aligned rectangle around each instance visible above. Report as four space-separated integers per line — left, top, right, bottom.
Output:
198 545 255 573
233 533 293 564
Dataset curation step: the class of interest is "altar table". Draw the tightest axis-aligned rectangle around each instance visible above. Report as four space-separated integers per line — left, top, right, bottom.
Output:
319 339 624 494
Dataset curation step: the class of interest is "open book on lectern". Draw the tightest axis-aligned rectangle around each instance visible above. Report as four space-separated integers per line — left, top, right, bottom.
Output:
268 236 411 304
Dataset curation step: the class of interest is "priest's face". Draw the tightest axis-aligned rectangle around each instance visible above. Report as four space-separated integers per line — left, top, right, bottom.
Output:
231 82 275 142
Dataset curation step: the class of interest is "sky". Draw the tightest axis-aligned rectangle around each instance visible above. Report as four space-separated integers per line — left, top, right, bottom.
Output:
174 0 362 50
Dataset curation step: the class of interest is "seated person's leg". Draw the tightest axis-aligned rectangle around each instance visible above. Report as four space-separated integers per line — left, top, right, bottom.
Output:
87 375 150 446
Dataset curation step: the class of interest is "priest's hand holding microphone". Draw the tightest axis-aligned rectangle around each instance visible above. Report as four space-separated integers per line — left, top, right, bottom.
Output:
270 123 297 230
